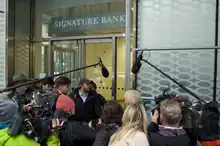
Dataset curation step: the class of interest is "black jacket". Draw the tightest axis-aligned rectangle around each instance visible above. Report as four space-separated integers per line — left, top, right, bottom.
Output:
59 118 96 146
197 101 220 146
148 122 191 146
93 123 119 146
97 93 106 109
71 87 102 122
8 88 33 110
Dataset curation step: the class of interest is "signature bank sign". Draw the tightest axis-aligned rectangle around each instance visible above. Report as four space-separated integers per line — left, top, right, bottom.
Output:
48 11 125 36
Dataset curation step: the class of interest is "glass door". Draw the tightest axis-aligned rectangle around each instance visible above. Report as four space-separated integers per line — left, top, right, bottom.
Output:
52 41 83 87
50 37 121 102
84 39 114 101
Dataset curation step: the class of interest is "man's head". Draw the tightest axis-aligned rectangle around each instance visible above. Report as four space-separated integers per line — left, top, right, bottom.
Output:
13 73 28 94
90 80 97 91
41 77 54 92
79 78 90 93
160 99 182 127
55 76 71 95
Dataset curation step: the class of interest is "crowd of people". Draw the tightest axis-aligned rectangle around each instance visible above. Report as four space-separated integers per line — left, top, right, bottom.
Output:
0 73 211 146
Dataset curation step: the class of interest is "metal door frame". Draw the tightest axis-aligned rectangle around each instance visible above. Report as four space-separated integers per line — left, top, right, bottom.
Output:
48 33 124 99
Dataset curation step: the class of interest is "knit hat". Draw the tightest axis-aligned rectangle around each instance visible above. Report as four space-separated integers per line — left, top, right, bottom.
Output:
0 100 19 124
56 95 75 112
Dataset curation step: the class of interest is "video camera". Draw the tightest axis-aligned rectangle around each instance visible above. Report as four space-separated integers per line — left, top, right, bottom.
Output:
8 91 57 144
151 87 191 124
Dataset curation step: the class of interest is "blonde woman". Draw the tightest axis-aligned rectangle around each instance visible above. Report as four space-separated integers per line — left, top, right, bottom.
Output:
109 91 149 146
124 90 148 133
124 90 143 106
109 104 149 146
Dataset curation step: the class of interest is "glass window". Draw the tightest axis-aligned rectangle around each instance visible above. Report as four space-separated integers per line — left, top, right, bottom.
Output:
13 0 31 77
137 0 216 112
34 0 125 39
138 0 216 49
32 42 50 78
53 41 83 87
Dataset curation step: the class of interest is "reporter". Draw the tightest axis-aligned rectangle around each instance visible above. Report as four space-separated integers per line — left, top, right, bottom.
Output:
53 76 71 96
109 105 149 146
0 100 18 130
90 80 107 109
0 128 60 146
148 99 191 146
124 90 148 131
0 100 61 146
55 94 96 146
93 100 123 146
41 77 54 92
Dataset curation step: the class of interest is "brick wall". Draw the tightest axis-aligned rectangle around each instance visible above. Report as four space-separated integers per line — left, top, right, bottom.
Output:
0 0 7 88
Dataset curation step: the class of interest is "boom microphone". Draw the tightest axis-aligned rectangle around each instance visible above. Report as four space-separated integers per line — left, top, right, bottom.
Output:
99 57 109 78
132 51 143 74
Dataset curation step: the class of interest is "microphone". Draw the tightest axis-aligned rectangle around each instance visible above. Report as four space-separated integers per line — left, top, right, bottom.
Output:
131 51 143 74
99 57 109 78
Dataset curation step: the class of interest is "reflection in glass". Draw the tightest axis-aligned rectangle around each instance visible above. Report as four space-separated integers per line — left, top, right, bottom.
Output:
53 41 82 87
33 42 49 78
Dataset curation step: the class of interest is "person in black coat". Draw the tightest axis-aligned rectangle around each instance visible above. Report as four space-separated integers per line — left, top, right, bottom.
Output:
71 78 102 123
93 100 123 146
148 99 191 146
41 77 54 92
90 80 107 109
55 94 96 146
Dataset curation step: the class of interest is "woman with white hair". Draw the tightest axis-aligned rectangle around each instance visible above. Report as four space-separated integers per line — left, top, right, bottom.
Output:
108 104 149 146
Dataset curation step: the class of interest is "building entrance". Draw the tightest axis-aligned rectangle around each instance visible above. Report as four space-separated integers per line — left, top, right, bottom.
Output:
32 34 132 105
84 39 113 101
46 34 128 103
52 41 83 87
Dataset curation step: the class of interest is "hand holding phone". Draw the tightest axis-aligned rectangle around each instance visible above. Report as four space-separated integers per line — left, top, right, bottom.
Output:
52 118 64 132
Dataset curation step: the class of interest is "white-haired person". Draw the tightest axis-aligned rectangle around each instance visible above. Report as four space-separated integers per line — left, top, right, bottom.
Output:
108 103 149 146
148 99 191 146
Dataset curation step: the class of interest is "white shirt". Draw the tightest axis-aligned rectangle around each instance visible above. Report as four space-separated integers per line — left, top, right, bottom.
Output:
79 91 88 103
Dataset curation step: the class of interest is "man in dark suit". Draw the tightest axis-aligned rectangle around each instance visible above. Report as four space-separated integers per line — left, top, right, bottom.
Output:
71 78 102 123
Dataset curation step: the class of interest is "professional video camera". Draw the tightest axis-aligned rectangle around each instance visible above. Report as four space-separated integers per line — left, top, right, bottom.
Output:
151 87 197 127
7 92 57 144
31 90 58 114
152 87 186 113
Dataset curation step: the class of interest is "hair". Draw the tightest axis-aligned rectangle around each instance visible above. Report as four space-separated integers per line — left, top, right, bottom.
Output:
41 77 54 86
54 76 71 88
90 80 97 90
109 104 147 144
124 90 143 105
101 100 123 125
124 90 148 132
160 99 182 126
